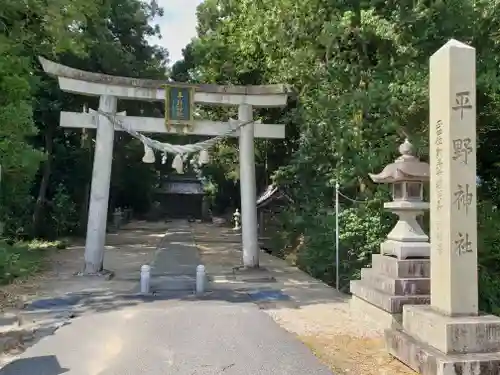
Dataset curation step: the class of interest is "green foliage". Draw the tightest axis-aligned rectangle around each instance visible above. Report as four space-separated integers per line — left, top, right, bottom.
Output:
477 201 500 315
168 0 500 313
0 239 66 285
3 0 500 320
268 202 393 290
0 39 44 236
48 184 80 238
0 0 169 282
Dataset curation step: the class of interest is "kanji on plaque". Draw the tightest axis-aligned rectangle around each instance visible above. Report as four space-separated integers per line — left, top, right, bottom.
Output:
164 84 195 131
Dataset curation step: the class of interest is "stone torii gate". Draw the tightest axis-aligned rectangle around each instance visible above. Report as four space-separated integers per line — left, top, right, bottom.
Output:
38 57 291 274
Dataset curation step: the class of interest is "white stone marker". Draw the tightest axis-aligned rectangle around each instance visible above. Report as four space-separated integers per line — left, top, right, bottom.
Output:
429 39 478 315
387 41 500 373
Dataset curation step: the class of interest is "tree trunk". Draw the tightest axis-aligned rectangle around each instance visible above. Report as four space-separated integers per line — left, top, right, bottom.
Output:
32 125 55 237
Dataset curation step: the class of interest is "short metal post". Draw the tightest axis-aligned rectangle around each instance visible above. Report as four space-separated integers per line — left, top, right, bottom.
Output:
196 265 206 295
140 264 151 294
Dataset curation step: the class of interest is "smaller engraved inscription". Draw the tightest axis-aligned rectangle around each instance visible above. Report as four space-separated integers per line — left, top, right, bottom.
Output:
435 120 443 146
453 183 473 215
435 178 444 211
452 138 473 165
434 221 443 254
436 148 444 177
452 91 473 120
435 120 444 210
454 232 473 256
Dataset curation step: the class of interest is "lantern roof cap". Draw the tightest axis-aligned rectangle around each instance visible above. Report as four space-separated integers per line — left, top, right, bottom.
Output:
369 139 430 183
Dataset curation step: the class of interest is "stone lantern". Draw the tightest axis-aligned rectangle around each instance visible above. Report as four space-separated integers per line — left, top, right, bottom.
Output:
368 139 430 259
350 139 431 330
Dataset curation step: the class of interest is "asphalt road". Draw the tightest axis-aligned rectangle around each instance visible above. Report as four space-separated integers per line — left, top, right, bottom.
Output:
0 299 334 375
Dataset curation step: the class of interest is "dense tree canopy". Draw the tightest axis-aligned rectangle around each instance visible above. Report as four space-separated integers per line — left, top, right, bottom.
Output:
3 0 500 313
177 0 500 312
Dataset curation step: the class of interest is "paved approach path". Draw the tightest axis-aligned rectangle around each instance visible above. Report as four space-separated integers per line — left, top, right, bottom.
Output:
0 221 333 375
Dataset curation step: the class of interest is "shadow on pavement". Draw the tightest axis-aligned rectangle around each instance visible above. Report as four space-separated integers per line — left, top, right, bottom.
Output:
0 355 69 375
1 220 347 369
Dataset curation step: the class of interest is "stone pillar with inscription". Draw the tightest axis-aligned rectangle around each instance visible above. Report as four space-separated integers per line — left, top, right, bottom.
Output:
386 39 500 375
350 139 431 330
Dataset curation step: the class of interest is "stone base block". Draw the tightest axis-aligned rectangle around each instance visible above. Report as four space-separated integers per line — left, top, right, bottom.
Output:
350 295 402 330
372 254 430 279
386 328 500 375
381 240 430 259
350 280 429 314
403 305 500 354
360 268 430 295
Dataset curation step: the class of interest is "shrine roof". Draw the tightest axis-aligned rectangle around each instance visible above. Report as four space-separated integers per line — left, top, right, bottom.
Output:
257 185 291 208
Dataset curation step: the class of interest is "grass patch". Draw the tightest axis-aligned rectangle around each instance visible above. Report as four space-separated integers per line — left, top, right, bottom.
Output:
0 239 67 285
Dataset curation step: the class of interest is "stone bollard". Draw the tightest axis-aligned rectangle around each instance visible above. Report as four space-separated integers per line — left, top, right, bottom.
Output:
140 265 151 294
112 208 123 230
233 209 241 231
124 208 133 223
196 265 206 295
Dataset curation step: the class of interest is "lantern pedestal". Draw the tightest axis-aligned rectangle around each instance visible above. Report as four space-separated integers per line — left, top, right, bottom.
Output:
350 200 431 329
383 201 430 259
350 254 430 330
381 240 430 260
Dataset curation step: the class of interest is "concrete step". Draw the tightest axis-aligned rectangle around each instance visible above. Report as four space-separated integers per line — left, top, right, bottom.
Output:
371 254 430 279
360 268 430 296
350 280 430 314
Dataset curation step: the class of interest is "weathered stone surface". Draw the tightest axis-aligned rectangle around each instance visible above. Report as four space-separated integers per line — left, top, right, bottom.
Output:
372 254 430 279
0 313 19 326
0 324 31 353
403 305 500 355
350 280 429 313
381 240 430 259
18 308 77 324
0 318 72 353
350 295 402 330
0 335 21 353
360 268 430 296
38 57 293 96
428 39 479 317
386 328 500 375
